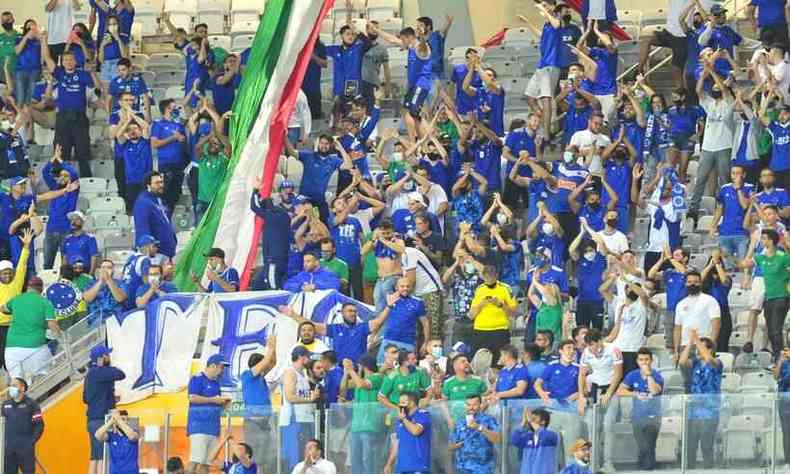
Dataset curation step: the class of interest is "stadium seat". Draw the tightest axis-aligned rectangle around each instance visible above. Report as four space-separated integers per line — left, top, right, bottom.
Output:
231 34 255 52
734 351 772 372
164 85 185 99
740 372 777 392
135 4 161 36
230 3 262 26
724 415 765 465
375 17 402 35
93 213 131 230
720 372 741 392
107 250 136 266
80 178 109 195
484 60 522 78
503 27 536 44
700 195 716 215
366 0 399 19
90 196 127 214
694 215 715 233
154 71 185 88
728 288 750 308
717 352 735 372
39 269 60 289
687 252 708 269
740 392 774 422
655 417 681 463
482 46 517 62
645 333 665 349
100 230 135 252
208 34 232 51
641 9 667 27
198 0 228 34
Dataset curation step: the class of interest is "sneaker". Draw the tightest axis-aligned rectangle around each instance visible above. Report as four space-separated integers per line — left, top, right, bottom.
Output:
742 341 754 353
601 462 616 473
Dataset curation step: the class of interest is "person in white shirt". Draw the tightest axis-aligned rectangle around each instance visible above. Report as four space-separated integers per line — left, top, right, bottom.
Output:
288 89 313 146
756 44 790 107
568 116 612 173
689 60 735 218
606 280 649 374
402 245 444 341
596 208 629 255
634 165 685 275
673 270 722 356
46 0 79 64
578 328 623 473
291 439 337 474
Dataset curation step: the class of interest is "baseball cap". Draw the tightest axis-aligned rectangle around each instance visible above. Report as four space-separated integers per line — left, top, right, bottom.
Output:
293 195 309 206
0 260 13 272
9 176 27 187
136 234 160 248
570 438 592 452
207 354 230 366
67 255 86 265
710 4 727 15
279 179 295 190
204 247 225 259
90 344 112 362
291 346 311 361
67 210 86 221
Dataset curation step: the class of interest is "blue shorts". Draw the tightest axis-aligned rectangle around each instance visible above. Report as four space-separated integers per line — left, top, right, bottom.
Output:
88 418 105 460
403 85 429 118
670 133 695 153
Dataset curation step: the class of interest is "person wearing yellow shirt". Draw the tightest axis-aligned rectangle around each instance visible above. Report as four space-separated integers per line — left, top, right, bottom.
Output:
468 265 518 367
0 228 33 371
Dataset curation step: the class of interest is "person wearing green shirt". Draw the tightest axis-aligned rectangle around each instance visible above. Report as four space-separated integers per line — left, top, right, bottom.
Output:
377 350 431 409
0 13 19 83
194 130 231 223
341 354 387 474
319 239 349 291
754 228 790 359
441 354 488 420
373 129 408 181
2 276 61 379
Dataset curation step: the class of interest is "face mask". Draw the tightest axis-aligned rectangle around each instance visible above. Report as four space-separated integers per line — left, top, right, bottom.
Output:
1 22 12 31
407 364 416 373
563 151 575 163
740 112 749 121
583 251 596 261
464 262 476 274
496 213 508 225
148 275 160 285
606 218 618 227
686 284 701 295
8 386 19 398
533 257 546 268
542 223 554 235
321 252 333 260
431 347 443 359
693 20 702 28
562 14 572 23
403 180 415 191
0 119 12 131
710 89 723 99
392 152 403 162
626 290 639 301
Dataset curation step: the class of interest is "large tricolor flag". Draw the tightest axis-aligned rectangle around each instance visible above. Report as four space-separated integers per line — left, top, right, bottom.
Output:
174 0 335 290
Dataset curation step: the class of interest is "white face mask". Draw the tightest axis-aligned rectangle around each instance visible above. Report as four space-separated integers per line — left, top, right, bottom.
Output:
464 262 476 274
403 180 415 191
563 151 575 163
0 120 12 131
8 386 19 398
431 347 443 359
542 223 554 235
148 275 160 285
496 213 508 225
584 251 596 261
391 152 403 162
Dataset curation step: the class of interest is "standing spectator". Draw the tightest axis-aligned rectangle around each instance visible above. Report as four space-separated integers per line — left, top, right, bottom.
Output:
133 171 177 258
46 0 77 64
360 21 391 104
151 99 188 211
0 229 31 370
115 109 152 211
283 252 342 293
510 408 560 474
250 193 291 290
698 4 743 77
383 391 433 474
361 221 406 311
65 23 95 69
328 196 363 298
84 343 126 474
751 228 790 357
378 350 431 411
280 346 320 472
41 147 80 269
442 251 483 343
193 130 231 222
240 335 277 474
97 15 129 84
2 275 61 379
286 89 311 146
107 58 150 118
442 354 487 419
325 22 371 122
340 355 385 474
301 38 326 119
606 280 649 373
701 250 733 352
569 231 607 330
448 394 501 474
210 54 241 116
710 165 753 259
402 244 443 341
0 12 18 84
576 22 619 123
42 47 99 177
679 332 722 469
648 247 689 342
2 377 44 474
748 0 788 44
0 106 32 179
13 20 44 117
83 259 127 320
94 410 139 474
617 348 664 471
187 354 231 474
673 270 721 365
291 439 337 474
468 266 518 364
191 247 239 293
562 439 593 474
375 279 429 361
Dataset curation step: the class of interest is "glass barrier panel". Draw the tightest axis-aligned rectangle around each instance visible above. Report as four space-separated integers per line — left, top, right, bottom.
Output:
226 410 281 474
325 401 389 474
99 408 169 474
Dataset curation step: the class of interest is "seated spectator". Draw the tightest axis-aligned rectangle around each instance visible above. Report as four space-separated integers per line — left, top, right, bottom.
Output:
318 238 349 292
562 439 593 474
510 408 559 474
107 58 149 119
291 439 335 474
83 259 127 321
449 394 501 474
194 129 231 223
488 344 528 403
134 264 177 308
534 339 580 407
283 252 342 293
97 16 129 84
61 211 99 274
29 69 56 130
65 23 95 70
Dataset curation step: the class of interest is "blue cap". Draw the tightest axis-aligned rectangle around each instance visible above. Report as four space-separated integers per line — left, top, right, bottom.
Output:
293 195 309 206
710 4 727 15
90 344 112 362
279 179 295 190
67 255 85 265
9 176 28 187
136 234 159 248
207 354 230 366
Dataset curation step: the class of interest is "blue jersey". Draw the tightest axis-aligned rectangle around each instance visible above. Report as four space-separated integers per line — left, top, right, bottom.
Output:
768 121 790 171
531 232 566 267
383 296 426 345
576 252 606 302
752 0 787 26
548 162 589 213
664 269 687 312
756 188 790 209
326 37 369 96
578 204 606 231
107 431 139 474
182 43 213 95
302 40 326 93
622 369 664 419
563 104 593 146
476 86 506 136
419 156 451 195
504 128 538 176
210 73 241 115
240 369 271 416
616 119 647 160
685 27 705 75
62 233 99 267
187 373 222 436
426 31 445 77
558 24 583 68
470 139 503 192
208 267 240 293
539 361 580 401
495 363 528 398
100 33 129 61
538 23 562 68
407 46 433 90
70 40 95 69
395 410 432 472
108 73 149 114
14 37 41 71
54 67 95 112
667 105 705 137
121 253 149 309
326 321 370 363
716 183 753 236
602 160 631 209
703 26 742 74
688 359 722 420
511 427 560 474
451 64 481 114
150 119 186 168
120 138 153 184
490 239 524 289
330 215 363 268
297 150 343 201
589 47 617 96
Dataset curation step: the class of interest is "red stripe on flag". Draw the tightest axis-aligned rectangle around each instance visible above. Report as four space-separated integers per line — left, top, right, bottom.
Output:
239 0 336 289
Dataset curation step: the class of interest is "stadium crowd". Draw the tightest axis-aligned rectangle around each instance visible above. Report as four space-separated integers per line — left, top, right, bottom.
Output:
1 0 790 472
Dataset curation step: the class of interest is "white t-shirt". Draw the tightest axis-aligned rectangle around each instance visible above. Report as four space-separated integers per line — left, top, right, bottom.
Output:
700 96 735 152
666 0 714 36
46 0 75 45
402 247 443 296
614 299 647 352
570 130 611 173
646 200 681 253
351 207 375 235
291 459 337 474
586 0 606 20
770 61 790 106
580 343 623 386
598 229 629 255
674 293 721 347
288 90 312 136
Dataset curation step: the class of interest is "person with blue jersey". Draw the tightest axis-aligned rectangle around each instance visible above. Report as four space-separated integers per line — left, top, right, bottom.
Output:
556 70 599 148
775 333 790 465
710 165 753 258
190 247 239 294
698 5 742 77
94 410 140 474
120 234 160 308
569 176 619 232
451 49 482 115
301 38 327 119
601 133 636 234
489 344 528 401
679 332 722 469
459 116 504 192
666 88 706 180
29 70 57 132
510 408 560 474
580 0 618 26
42 46 100 178
521 342 549 399
569 230 608 330
760 97 790 189
648 246 689 338
523 248 570 342
283 252 342 293
755 168 790 217
107 58 150 118
83 259 128 321
61 211 99 273
527 203 567 267
239 341 277 472
250 192 291 290
88 0 118 42
613 89 648 160
39 145 79 269
534 339 581 407
181 35 213 108
210 54 241 116
576 21 619 123
700 250 733 351
115 107 152 211
376 277 430 361
416 15 453 83
451 163 489 234
97 15 129 83
462 58 506 137
449 394 501 474
65 23 95 70
617 348 664 471
186 354 232 474
13 20 43 111
520 3 563 138
328 196 364 298
680 7 708 103
557 5 584 72
562 438 593 474
383 391 432 474
133 171 177 257
502 114 544 211
326 24 372 119
134 263 178 307
336 98 381 191
748 0 788 43
150 98 188 211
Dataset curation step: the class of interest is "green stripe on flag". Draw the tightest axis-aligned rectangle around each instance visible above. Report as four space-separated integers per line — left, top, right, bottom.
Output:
173 0 292 290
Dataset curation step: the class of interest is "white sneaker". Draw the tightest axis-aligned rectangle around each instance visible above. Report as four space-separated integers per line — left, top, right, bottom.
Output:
601 462 616 473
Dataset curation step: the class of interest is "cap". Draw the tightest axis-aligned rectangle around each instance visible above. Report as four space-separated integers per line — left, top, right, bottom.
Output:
28 276 43 288
358 354 378 372
67 210 86 221
293 195 309 206
710 4 727 15
279 179 295 190
291 346 311 360
207 354 230 366
136 234 160 248
570 438 592 452
407 192 424 204
90 344 112 362
67 255 86 265
204 247 225 259
9 176 27 187
452 341 470 355
0 260 13 272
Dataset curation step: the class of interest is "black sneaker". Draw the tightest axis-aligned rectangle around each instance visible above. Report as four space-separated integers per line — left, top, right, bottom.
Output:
742 341 754 353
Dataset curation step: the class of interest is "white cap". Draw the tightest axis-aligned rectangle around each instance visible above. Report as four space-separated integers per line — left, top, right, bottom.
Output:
67 210 86 221
0 261 13 272
407 192 424 204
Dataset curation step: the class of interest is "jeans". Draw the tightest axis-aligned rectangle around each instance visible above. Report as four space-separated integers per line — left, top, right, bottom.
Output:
55 110 92 177
686 417 719 469
14 69 40 105
287 127 301 144
350 431 384 474
633 417 661 470
373 275 399 312
576 300 604 330
587 385 618 467
43 230 68 270
718 234 748 259
764 297 788 357
159 163 185 212
690 148 730 213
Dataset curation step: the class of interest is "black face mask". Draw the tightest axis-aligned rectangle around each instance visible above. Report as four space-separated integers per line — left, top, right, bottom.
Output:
485 282 497 289
693 21 702 29
686 284 701 295
740 112 749 121
626 290 639 301
606 218 618 227
562 14 572 23
368 33 378 41
1 22 13 31
710 90 723 99
673 99 684 106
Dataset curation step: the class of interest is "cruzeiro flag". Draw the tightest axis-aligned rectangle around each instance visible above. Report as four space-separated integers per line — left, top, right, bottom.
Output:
175 0 335 290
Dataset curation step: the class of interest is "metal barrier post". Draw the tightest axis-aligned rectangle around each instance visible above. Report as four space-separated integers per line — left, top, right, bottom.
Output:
163 413 171 470
500 403 508 474
276 414 282 474
102 415 110 474
772 393 778 474
590 404 599 471
0 415 5 474
680 395 688 473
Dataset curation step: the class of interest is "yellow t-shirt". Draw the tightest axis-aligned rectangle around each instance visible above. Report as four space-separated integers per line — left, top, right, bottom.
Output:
0 246 29 326
470 282 516 331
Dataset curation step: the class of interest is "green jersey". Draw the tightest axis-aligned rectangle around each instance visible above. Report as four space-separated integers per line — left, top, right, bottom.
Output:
378 368 431 404
6 291 55 348
755 251 790 300
351 373 386 432
442 375 487 419
198 150 228 203
320 257 349 282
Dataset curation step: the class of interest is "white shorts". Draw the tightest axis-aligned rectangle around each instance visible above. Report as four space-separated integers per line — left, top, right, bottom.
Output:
750 276 766 311
597 94 616 124
525 66 560 99
189 433 218 465
5 345 51 380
